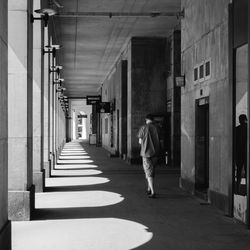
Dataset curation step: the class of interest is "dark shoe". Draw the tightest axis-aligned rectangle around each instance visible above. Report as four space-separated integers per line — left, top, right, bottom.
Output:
148 193 156 198
147 190 151 195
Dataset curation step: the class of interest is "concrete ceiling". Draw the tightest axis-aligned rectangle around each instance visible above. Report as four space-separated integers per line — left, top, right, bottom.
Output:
51 0 181 97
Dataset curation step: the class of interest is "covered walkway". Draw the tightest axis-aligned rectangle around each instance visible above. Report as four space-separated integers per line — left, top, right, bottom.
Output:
12 141 250 250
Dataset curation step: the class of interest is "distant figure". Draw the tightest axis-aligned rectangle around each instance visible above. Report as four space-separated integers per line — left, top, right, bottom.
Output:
137 114 160 198
235 114 247 194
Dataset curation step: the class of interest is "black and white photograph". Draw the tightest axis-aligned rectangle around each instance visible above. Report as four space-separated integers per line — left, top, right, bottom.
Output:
1 0 250 249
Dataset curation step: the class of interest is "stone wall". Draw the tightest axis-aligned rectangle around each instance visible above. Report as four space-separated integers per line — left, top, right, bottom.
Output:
166 31 181 167
8 0 34 221
101 61 122 154
180 0 231 210
128 37 167 162
101 37 167 161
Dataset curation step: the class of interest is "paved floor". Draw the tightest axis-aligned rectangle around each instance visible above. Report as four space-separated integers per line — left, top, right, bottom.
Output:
12 140 250 250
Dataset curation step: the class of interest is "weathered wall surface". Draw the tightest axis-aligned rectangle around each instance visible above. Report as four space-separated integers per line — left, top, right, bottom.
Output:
128 37 167 161
181 0 231 208
101 37 167 161
8 0 34 221
166 31 181 167
101 61 122 154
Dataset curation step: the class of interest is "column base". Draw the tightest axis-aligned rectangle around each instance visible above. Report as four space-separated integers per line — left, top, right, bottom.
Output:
0 221 11 250
51 154 56 170
179 177 195 195
8 185 35 221
33 170 45 193
44 161 50 178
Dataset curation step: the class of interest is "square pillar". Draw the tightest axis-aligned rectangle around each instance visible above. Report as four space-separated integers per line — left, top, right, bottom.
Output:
170 30 181 167
0 0 11 248
8 0 34 221
120 60 128 158
50 52 56 168
127 37 167 163
43 27 50 178
33 0 44 192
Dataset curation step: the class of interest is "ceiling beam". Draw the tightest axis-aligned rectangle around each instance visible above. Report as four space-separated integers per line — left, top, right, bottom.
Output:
56 10 184 19
68 97 87 99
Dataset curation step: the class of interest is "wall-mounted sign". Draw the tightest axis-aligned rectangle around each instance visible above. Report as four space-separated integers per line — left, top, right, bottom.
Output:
86 95 101 105
78 114 87 118
96 102 111 113
197 96 209 106
175 75 185 87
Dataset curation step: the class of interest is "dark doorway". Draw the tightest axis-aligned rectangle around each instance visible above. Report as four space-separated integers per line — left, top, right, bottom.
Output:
233 43 248 223
117 109 120 155
195 98 209 196
121 60 128 158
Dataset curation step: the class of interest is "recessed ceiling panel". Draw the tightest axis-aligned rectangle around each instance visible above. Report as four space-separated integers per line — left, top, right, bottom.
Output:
51 0 181 97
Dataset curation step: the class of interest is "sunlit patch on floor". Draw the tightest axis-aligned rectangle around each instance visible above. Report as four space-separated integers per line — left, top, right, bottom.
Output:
55 164 99 169
36 191 124 208
45 176 109 187
12 218 152 250
62 149 86 151
61 151 86 154
62 147 84 148
51 169 102 176
59 155 91 160
57 159 94 164
60 152 88 156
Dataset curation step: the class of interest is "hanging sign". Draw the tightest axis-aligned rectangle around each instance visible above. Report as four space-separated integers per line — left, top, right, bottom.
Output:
96 102 111 113
78 114 87 118
86 95 101 105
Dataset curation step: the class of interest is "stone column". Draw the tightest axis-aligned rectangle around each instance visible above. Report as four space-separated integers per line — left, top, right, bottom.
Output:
170 30 181 167
54 83 58 159
52 56 56 166
55 83 59 158
48 38 54 169
8 0 35 221
120 60 128 158
68 100 73 141
58 104 66 151
127 37 167 163
72 110 76 140
0 0 11 248
43 27 50 177
66 100 72 142
32 0 44 192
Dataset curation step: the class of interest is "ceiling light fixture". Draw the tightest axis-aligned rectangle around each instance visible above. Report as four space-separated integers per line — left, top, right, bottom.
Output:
43 44 61 57
56 87 66 93
53 78 64 85
31 8 57 27
50 65 63 75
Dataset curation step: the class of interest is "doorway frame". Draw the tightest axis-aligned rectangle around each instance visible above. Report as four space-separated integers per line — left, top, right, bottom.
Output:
229 1 250 228
195 97 209 194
